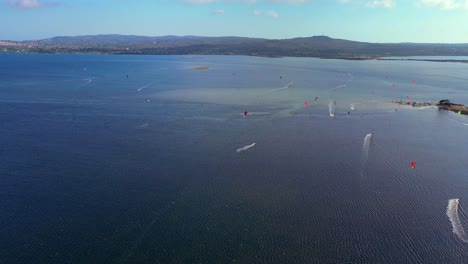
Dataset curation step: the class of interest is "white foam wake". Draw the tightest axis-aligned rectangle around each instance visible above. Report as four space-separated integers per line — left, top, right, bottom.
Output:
137 83 151 92
236 143 256 153
447 199 468 243
362 133 373 165
80 79 93 86
267 82 294 93
449 118 468 126
331 84 347 91
329 101 336 117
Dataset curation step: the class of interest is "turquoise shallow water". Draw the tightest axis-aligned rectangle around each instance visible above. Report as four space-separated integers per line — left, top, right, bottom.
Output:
1 53 468 263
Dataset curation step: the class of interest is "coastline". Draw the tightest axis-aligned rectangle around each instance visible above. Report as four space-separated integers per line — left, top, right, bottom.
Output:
2 49 468 64
393 101 468 115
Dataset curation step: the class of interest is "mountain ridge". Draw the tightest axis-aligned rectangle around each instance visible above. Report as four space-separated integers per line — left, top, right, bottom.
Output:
2 34 468 58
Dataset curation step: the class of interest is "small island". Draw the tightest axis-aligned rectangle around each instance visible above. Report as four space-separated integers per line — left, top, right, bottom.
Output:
191 66 209 70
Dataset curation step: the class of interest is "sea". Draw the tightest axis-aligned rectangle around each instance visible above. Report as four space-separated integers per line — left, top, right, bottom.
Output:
1 53 468 263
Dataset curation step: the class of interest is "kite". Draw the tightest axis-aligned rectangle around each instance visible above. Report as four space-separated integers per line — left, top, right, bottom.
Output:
243 111 248 118
411 161 416 169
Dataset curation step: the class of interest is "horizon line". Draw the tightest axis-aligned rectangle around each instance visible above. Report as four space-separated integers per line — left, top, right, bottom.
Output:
2 34 468 45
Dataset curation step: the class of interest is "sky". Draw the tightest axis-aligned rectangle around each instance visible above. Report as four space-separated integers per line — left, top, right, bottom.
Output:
1 0 468 43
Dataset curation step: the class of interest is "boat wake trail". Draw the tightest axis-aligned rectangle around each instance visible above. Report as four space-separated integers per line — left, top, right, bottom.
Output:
362 133 373 165
137 83 152 92
138 123 149 128
447 199 468 243
236 143 256 153
267 82 294 93
80 79 93 86
331 84 347 91
449 118 468 126
329 101 336 117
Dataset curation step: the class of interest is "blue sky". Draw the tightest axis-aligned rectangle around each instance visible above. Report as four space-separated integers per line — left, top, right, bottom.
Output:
1 0 468 43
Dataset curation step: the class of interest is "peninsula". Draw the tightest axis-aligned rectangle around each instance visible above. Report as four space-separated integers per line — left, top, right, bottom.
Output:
394 99 468 115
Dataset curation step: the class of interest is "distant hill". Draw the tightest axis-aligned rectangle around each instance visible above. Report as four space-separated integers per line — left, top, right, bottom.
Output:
2 34 468 58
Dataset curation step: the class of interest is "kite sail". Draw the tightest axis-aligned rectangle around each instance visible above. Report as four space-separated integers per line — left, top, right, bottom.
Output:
411 161 416 169
243 111 248 118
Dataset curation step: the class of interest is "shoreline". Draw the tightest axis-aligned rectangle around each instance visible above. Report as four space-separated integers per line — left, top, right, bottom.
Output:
1 50 468 63
378 58 468 64
393 101 468 115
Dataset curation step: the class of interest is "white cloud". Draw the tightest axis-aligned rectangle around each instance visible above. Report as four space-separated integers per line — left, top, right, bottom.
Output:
266 10 279 18
264 0 312 3
6 0 49 8
252 9 279 18
418 0 468 9
182 0 315 4
252 9 262 15
183 0 216 3
366 0 395 8
212 9 225 14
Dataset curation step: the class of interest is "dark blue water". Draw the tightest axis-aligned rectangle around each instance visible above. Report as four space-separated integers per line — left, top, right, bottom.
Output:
1 53 468 263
